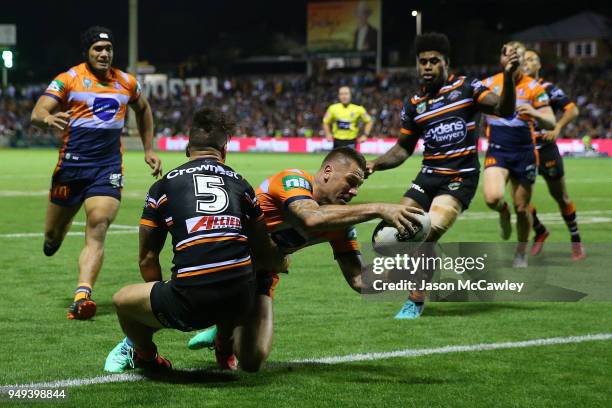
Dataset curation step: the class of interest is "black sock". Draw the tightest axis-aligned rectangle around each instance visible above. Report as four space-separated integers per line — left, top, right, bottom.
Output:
562 211 581 243
531 207 547 235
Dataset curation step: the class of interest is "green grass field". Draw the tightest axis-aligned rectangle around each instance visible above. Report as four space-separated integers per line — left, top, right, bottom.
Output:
0 149 611 407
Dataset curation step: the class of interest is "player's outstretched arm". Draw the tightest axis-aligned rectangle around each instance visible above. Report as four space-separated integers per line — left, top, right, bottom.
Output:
30 95 72 131
288 199 423 235
130 94 162 178
244 216 287 274
138 225 168 282
366 133 417 177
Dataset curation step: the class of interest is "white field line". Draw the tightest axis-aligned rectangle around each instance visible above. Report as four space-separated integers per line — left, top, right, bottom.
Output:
0 333 610 390
365 210 612 225
2 210 612 239
0 222 138 239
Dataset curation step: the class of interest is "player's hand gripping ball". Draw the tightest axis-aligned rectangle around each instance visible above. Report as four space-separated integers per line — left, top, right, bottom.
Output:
372 212 431 255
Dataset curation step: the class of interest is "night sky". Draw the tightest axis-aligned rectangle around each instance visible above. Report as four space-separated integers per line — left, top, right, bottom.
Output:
2 0 610 83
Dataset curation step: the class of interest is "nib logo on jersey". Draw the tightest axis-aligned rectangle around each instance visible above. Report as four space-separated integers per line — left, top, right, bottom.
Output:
424 117 467 148
92 97 120 121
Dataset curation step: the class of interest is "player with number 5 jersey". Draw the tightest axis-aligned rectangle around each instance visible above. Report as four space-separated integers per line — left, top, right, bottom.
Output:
104 108 285 373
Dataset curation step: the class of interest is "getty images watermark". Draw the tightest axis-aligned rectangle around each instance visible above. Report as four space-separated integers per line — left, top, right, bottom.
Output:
371 252 523 293
360 243 611 302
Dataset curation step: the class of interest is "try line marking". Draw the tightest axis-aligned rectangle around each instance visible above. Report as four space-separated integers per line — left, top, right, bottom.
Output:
1 333 610 390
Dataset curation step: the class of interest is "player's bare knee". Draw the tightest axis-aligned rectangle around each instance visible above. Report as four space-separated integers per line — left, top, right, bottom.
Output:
112 288 130 311
484 193 503 209
514 204 529 217
427 204 459 241
239 348 267 373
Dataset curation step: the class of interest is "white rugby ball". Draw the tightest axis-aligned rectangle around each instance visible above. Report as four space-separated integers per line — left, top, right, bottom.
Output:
372 212 431 253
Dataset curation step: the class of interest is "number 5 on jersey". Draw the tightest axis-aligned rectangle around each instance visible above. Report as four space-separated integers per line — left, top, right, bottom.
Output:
193 175 229 214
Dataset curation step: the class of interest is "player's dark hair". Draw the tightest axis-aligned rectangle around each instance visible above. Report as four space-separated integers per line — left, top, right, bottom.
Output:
188 108 234 153
415 32 451 61
81 26 114 57
322 147 367 172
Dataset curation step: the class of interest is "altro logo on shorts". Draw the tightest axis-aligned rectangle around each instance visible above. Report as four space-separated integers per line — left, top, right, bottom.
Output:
92 97 120 121
424 117 467 148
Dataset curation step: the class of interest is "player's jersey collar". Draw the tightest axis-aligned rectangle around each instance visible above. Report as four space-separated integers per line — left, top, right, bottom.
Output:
420 74 455 97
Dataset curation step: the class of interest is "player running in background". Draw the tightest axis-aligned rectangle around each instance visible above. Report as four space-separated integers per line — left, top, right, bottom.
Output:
366 32 519 319
323 86 373 149
30 26 162 320
104 108 285 373
188 147 425 371
482 42 556 268
522 49 585 260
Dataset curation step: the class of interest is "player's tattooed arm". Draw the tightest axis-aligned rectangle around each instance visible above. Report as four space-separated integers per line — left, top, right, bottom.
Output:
244 216 287 274
138 225 168 282
366 134 417 175
288 199 423 234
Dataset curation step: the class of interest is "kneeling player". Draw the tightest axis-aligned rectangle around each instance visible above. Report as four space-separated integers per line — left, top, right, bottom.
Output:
366 33 519 318
188 147 425 371
522 49 585 260
104 108 285 373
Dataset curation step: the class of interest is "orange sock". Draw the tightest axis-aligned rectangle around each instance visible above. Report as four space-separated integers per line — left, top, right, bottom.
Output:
74 282 92 301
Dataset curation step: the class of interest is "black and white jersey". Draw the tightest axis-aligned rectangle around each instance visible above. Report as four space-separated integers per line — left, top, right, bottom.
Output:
535 78 574 148
141 158 262 287
399 75 491 175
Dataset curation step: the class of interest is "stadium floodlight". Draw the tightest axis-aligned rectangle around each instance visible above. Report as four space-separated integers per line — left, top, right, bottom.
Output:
411 11 422 35
2 50 13 68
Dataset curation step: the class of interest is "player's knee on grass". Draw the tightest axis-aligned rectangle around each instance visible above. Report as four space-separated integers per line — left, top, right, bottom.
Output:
238 342 269 373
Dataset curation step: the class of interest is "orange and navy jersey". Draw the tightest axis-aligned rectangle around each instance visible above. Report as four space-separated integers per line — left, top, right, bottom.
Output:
481 73 550 151
140 159 262 286
256 168 360 257
535 78 575 148
43 63 141 168
399 75 491 175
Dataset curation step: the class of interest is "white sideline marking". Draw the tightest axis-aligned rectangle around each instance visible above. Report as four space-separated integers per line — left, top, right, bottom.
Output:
0 231 137 238
292 333 612 364
1 333 610 390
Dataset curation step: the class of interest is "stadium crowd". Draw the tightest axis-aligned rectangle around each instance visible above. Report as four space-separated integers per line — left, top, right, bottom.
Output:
1 66 610 146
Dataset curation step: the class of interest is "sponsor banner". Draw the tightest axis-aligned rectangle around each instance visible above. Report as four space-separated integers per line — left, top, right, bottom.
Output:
307 0 380 52
157 137 612 155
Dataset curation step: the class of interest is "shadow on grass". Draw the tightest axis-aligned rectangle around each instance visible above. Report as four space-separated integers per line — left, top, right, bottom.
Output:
424 302 542 317
140 361 454 387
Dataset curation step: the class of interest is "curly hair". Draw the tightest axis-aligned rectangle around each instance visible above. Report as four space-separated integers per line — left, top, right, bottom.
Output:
415 32 451 60
188 108 235 152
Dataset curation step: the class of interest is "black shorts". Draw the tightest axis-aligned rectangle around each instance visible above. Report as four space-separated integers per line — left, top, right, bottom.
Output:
537 143 565 180
150 276 255 332
333 139 357 149
403 171 479 211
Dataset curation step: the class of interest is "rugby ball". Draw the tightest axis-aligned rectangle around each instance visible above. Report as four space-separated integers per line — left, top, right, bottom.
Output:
371 212 431 254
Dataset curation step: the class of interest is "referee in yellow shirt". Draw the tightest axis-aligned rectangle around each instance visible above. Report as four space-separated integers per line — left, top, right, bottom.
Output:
323 86 373 149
